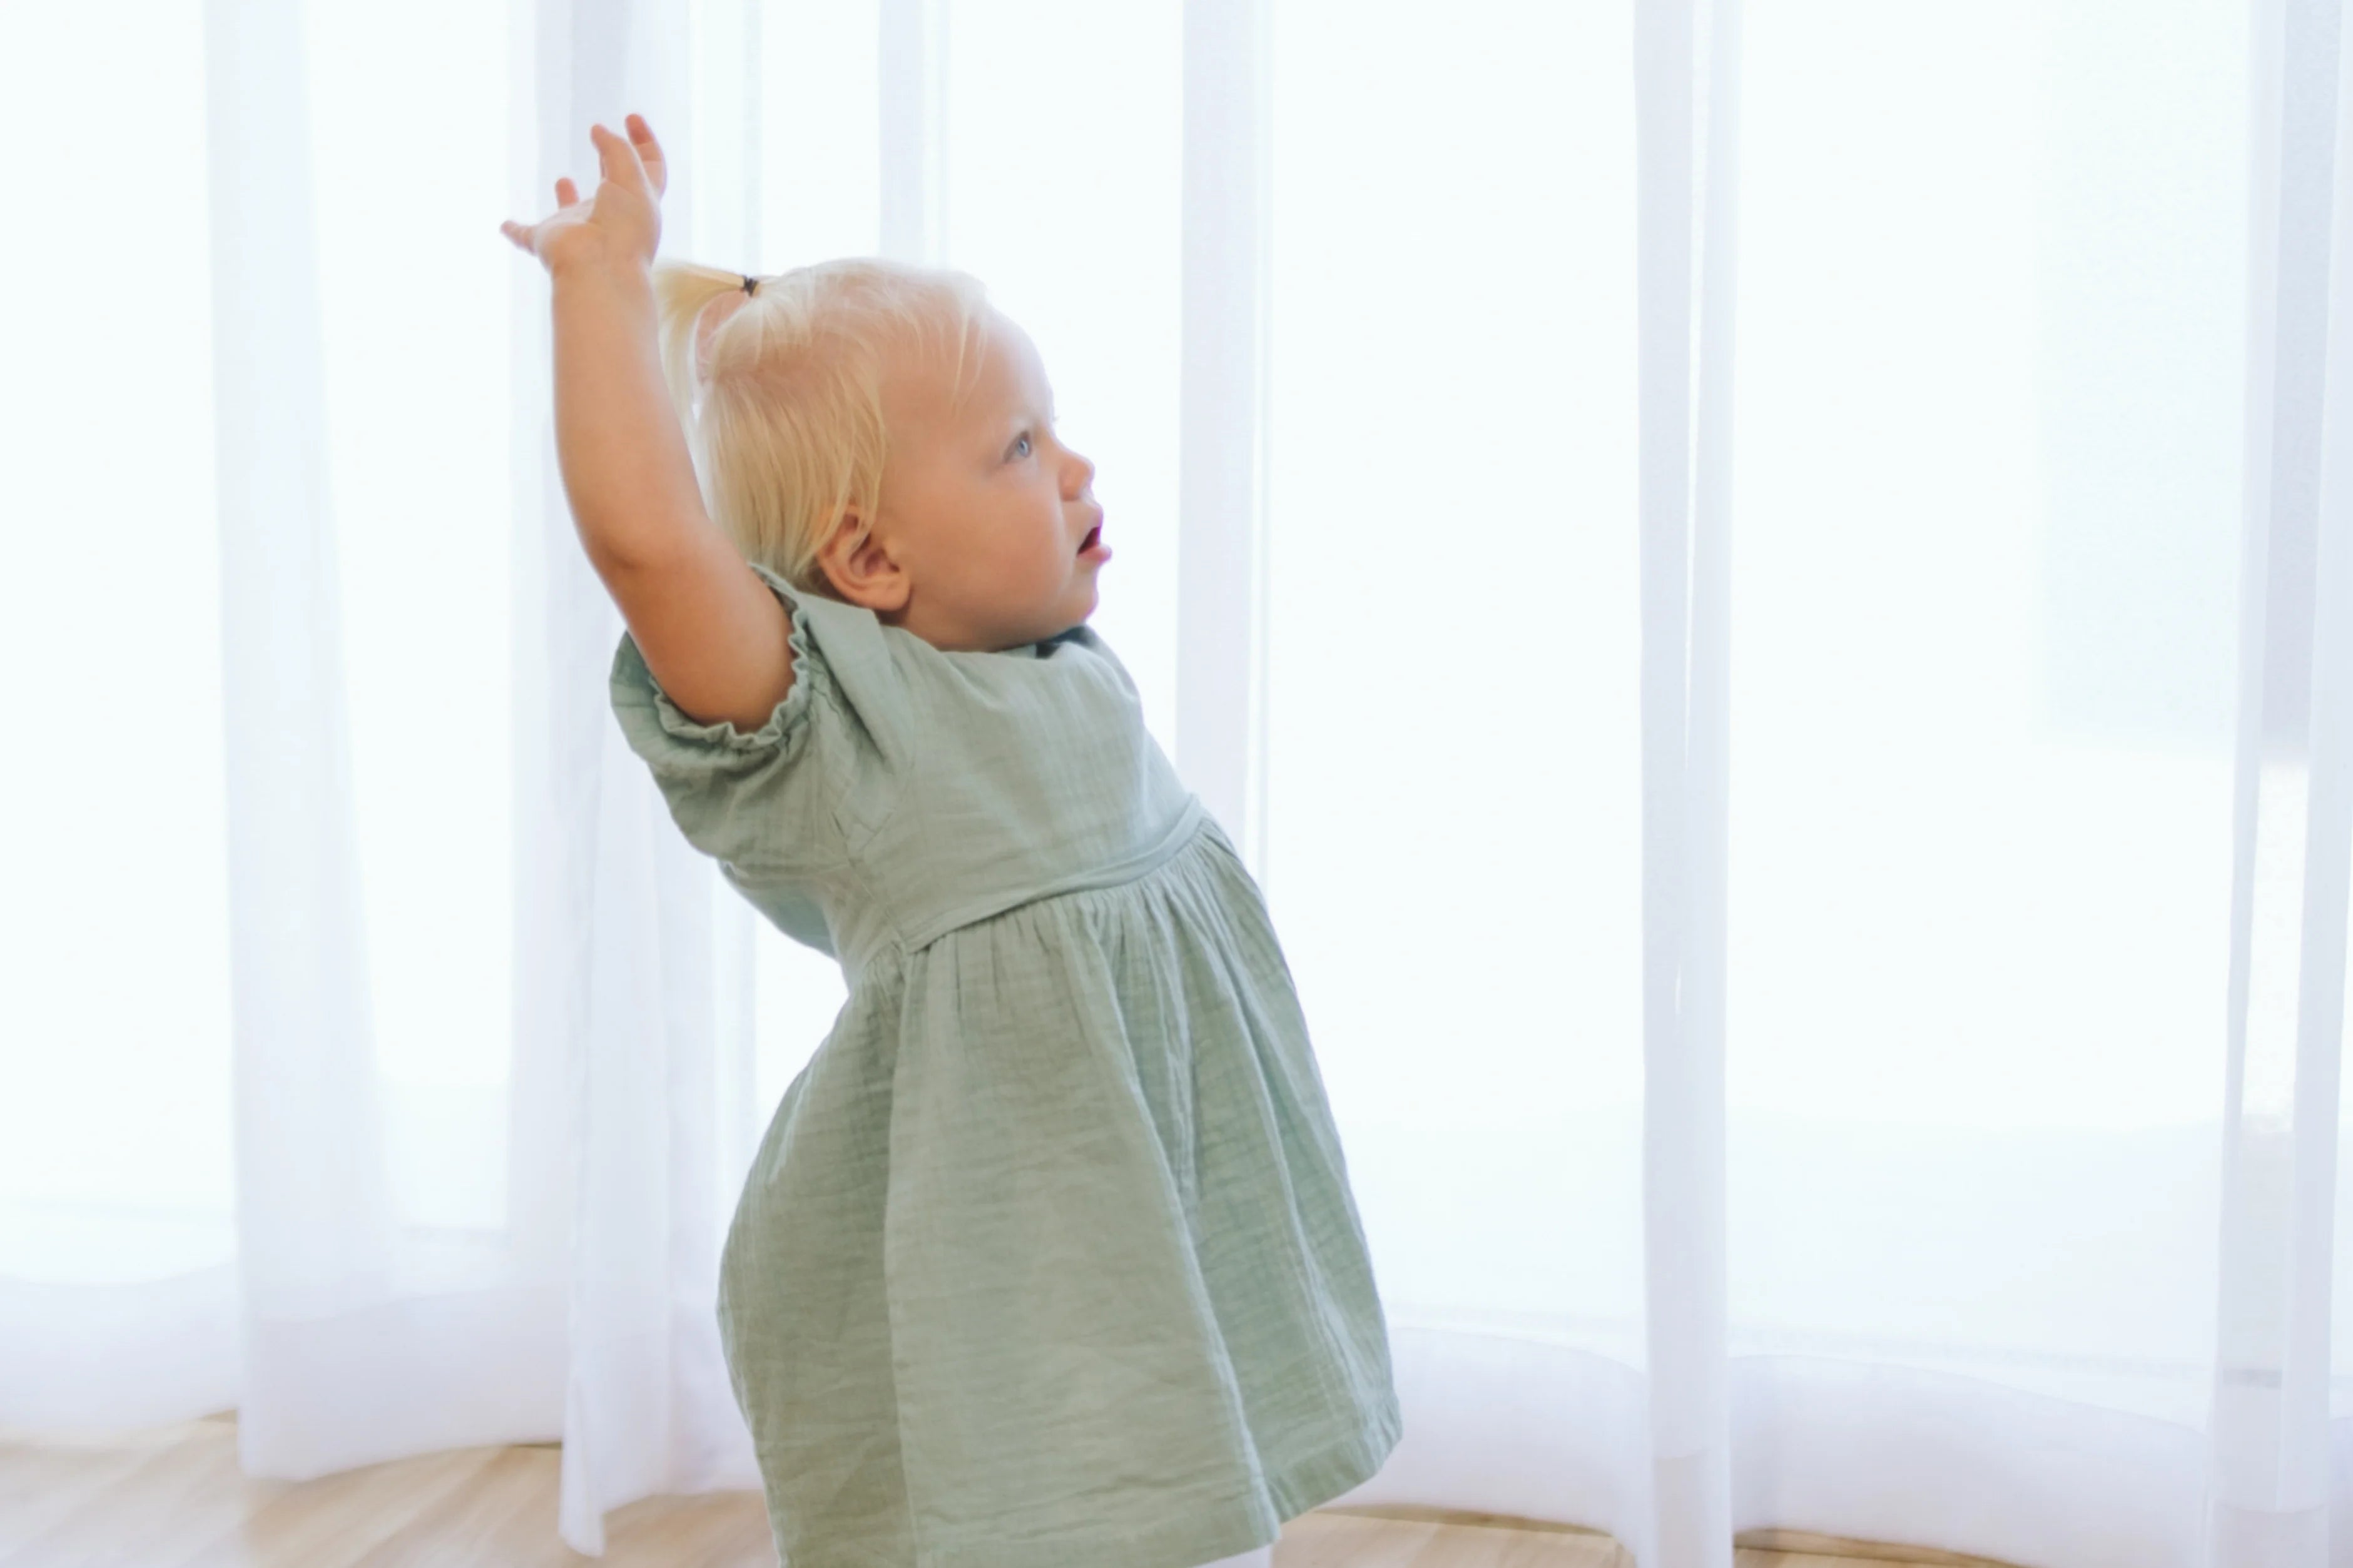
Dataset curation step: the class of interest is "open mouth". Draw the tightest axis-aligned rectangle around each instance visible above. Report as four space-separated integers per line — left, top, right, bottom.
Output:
1078 525 1102 554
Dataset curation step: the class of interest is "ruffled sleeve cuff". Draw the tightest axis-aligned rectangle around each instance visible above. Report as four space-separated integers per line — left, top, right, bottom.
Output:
609 559 827 766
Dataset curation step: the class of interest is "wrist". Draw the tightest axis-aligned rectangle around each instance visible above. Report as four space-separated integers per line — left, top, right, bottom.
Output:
549 249 657 298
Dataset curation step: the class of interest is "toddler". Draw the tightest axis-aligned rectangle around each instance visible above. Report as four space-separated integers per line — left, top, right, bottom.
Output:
504 114 1401 1568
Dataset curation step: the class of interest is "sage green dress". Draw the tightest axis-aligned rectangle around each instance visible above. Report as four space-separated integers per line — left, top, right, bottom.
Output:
607 560 1403 1568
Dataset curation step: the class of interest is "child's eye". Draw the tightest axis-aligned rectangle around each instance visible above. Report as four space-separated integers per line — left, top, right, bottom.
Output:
1009 432 1033 461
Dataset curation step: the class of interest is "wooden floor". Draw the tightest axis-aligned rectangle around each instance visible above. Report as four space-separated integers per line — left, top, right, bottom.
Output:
0 1411 2018 1568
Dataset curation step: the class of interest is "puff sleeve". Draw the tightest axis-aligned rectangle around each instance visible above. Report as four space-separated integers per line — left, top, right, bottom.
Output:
607 559 913 881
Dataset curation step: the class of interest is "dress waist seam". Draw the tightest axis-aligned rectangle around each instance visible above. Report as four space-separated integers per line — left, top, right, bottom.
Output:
889 794 1211 958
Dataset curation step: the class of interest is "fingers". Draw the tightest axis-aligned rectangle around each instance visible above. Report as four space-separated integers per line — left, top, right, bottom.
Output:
626 113 668 197
502 116 659 259
589 121 651 198
499 172 582 256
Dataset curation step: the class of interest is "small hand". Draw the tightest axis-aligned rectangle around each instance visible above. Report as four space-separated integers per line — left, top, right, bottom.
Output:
501 113 671 275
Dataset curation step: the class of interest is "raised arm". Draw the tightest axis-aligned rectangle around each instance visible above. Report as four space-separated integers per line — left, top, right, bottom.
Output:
502 115 795 734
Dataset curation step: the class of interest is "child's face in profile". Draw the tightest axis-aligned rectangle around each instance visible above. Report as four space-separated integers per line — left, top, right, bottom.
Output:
824 307 1109 653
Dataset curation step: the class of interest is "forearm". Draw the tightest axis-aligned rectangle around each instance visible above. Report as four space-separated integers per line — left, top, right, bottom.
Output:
547 258 711 574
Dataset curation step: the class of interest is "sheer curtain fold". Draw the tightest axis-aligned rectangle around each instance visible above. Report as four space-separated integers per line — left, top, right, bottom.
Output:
203 0 409 1474
194 0 761 1550
526 0 767 1552
1176 0 1273 854
2208 0 2353 1562
1630 0 1741 1564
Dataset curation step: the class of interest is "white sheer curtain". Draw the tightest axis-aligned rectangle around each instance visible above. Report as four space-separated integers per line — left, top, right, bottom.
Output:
1285 3 2353 1565
7 1 2353 1565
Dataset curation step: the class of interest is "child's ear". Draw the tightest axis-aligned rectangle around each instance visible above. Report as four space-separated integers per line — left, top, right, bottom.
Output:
818 510 910 614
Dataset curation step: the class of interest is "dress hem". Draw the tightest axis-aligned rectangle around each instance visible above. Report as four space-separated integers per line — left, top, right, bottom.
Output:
897 1397 1406 1568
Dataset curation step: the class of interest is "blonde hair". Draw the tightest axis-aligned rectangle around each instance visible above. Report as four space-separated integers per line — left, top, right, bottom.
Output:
651 256 994 599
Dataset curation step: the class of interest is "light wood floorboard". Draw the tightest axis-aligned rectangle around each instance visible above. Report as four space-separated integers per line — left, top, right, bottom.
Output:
0 1413 2021 1568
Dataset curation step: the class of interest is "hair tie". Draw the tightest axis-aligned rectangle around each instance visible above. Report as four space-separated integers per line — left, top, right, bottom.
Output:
742 274 760 296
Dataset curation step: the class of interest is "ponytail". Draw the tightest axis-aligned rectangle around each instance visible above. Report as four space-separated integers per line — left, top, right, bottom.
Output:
652 261 761 432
